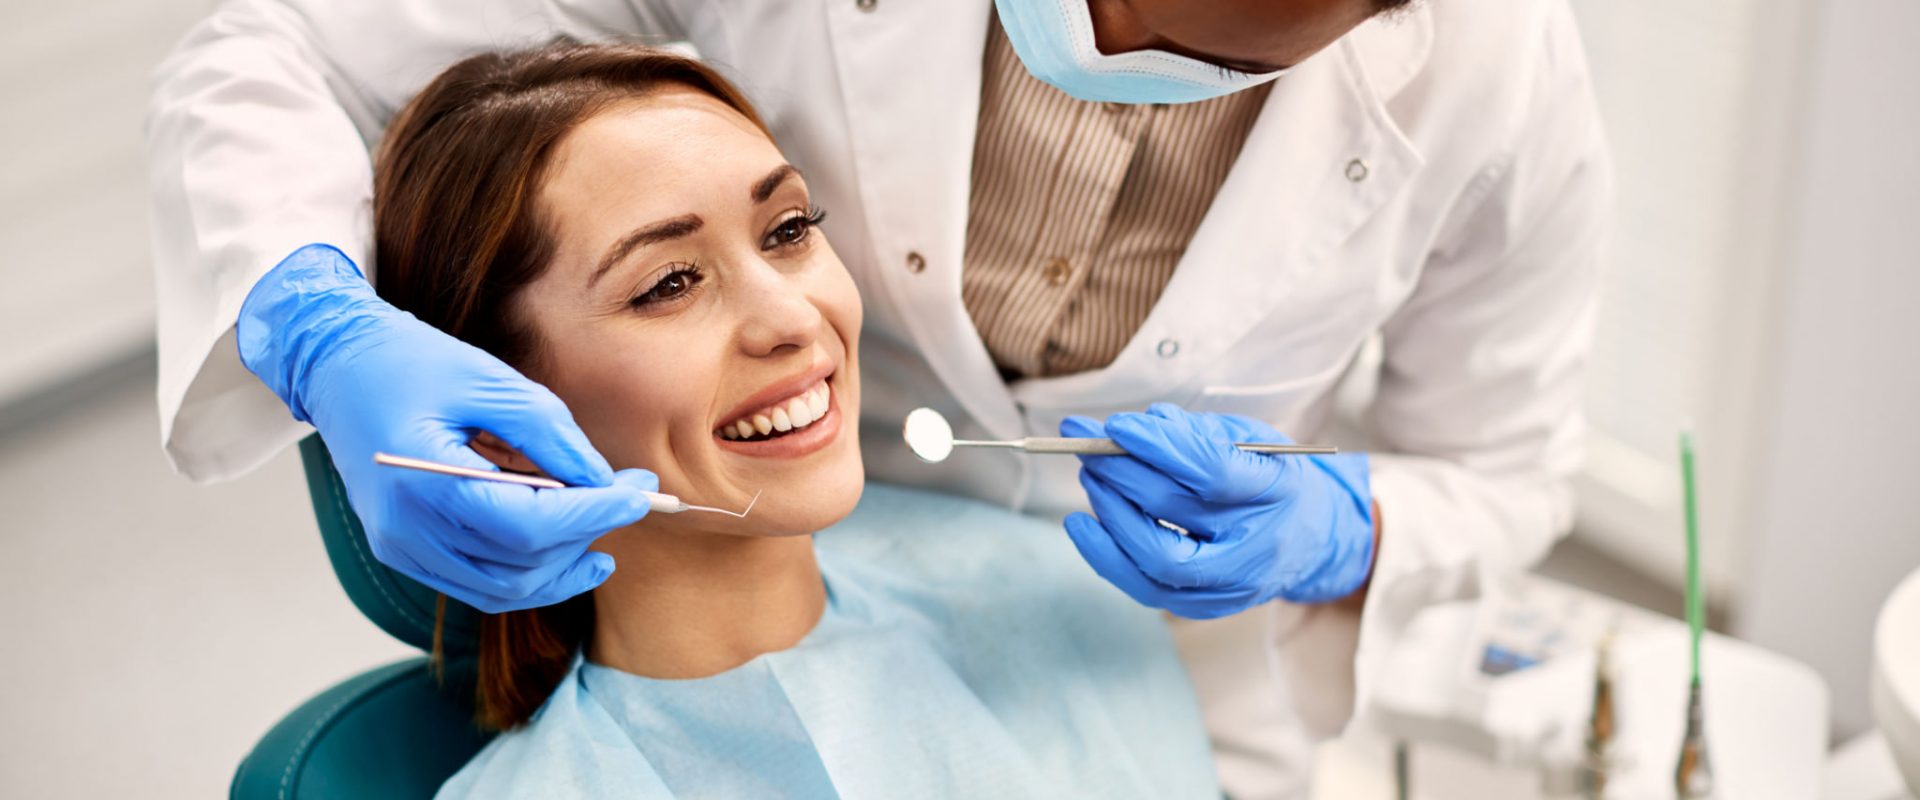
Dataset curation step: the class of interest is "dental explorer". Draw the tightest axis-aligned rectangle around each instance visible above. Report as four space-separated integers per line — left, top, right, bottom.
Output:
371 452 760 518
901 407 1337 464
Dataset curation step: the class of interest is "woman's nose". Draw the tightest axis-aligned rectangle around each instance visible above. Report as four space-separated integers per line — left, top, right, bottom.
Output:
733 265 825 356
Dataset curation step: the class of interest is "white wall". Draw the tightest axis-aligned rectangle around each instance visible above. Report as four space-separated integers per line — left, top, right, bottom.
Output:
0 0 211 406
1564 0 1810 605
1732 0 1920 737
1568 0 1920 736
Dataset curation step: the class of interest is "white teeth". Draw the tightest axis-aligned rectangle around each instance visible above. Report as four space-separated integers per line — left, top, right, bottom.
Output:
717 382 834 440
786 397 814 428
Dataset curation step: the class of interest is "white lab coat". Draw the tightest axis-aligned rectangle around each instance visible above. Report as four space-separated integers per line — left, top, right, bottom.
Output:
147 1 1609 796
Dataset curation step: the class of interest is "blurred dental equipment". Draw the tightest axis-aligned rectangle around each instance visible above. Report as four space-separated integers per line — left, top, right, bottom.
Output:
371 452 759 517
1675 430 1716 798
1356 579 1825 800
900 406 1336 464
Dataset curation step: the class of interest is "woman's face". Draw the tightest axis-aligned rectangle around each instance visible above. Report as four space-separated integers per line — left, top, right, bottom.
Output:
509 87 863 537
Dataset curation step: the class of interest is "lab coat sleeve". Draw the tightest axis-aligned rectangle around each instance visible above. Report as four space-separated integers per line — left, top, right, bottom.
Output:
145 0 700 482
1276 1 1614 732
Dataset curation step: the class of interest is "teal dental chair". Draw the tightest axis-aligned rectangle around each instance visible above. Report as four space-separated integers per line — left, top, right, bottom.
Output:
231 436 494 799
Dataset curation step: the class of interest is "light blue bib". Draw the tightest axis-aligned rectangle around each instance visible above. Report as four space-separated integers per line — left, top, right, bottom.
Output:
438 485 1220 799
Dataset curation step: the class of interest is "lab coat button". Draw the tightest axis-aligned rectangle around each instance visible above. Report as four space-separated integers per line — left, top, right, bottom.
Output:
905 251 926 274
1156 338 1179 358
1043 257 1072 286
1345 158 1369 182
856 0 876 11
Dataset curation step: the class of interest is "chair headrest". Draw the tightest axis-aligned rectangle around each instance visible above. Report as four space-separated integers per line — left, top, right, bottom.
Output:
299 435 481 656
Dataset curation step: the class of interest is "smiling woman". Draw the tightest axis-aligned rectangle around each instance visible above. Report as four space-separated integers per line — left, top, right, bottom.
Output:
370 43 1219 798
374 42 866 725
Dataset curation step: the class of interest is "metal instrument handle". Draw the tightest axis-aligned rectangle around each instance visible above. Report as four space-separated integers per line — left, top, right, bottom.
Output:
1013 438 1338 456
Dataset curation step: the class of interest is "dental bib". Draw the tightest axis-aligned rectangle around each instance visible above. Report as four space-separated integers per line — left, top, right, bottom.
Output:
436 484 1220 799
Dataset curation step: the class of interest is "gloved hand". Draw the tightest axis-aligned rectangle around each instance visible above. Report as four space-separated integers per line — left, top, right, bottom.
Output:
1061 403 1375 618
238 244 655 613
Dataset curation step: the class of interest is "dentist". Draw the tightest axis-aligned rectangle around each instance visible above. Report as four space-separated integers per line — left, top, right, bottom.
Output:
147 0 1609 795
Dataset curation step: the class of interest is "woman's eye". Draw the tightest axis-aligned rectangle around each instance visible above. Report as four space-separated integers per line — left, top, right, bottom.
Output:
763 206 827 250
629 267 704 308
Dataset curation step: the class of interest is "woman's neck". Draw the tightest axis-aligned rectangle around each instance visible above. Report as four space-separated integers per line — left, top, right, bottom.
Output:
585 524 824 679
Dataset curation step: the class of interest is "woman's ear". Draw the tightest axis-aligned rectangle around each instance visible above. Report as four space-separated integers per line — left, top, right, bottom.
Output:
469 431 544 476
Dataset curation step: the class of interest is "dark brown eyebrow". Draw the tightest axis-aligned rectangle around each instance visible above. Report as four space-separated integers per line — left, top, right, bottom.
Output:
589 214 703 288
751 164 801 204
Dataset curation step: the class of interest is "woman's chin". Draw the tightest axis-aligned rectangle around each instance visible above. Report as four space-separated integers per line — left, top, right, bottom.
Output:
734 467 864 537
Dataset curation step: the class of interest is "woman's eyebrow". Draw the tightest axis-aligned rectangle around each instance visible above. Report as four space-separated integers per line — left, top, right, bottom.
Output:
751 164 802 204
590 214 703 287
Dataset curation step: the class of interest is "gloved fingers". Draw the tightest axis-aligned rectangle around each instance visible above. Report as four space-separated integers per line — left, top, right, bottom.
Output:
1105 408 1236 496
1064 511 1270 619
466 549 617 610
442 523 595 569
1210 412 1294 445
510 551 617 609
1080 469 1211 589
378 544 556 616
456 373 616 488
1160 583 1268 620
436 469 655 561
1060 414 1105 439
391 534 546 613
403 532 614 613
1062 512 1177 611
1076 452 1214 532
1109 408 1295 506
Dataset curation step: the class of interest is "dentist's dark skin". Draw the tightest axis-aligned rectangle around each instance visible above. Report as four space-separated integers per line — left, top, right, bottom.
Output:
1086 0 1398 74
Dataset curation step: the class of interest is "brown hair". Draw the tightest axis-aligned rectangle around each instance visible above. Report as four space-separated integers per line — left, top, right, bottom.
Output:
372 43 768 730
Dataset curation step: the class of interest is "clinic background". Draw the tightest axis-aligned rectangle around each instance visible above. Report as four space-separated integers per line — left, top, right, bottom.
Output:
1 1 1914 798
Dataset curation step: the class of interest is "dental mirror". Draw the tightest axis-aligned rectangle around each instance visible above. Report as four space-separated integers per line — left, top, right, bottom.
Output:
903 407 956 463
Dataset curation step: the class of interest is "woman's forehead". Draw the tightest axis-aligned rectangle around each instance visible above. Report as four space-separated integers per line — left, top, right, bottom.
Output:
543 92 784 222
555 90 773 180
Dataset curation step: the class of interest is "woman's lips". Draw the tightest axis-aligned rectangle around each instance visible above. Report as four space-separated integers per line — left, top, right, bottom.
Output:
712 379 842 459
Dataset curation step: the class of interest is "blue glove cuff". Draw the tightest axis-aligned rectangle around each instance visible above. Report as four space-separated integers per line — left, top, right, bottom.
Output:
237 243 383 423
1278 452 1376 604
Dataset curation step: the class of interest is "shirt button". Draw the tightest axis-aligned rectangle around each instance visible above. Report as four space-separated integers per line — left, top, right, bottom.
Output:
1042 257 1072 286
1156 338 1180 358
855 0 876 11
905 251 926 274
1345 158 1370 182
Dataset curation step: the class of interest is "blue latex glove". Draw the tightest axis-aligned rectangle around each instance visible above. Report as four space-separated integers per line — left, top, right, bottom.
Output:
237 244 656 613
1061 403 1375 618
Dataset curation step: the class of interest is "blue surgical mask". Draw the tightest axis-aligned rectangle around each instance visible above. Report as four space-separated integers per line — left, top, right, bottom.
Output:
992 0 1289 105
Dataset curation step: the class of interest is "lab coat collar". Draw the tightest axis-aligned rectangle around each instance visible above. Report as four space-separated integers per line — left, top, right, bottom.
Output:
1347 5 1434 102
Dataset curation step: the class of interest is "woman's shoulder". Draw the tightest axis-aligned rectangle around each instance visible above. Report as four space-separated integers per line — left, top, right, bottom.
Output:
435 663 674 800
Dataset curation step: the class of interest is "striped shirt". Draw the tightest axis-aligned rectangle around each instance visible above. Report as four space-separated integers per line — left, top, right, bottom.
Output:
962 20 1273 379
